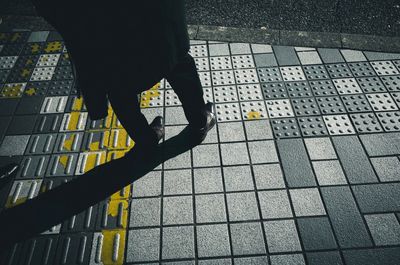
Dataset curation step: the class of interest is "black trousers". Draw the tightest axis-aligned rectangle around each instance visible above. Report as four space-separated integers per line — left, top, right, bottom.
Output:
108 53 207 147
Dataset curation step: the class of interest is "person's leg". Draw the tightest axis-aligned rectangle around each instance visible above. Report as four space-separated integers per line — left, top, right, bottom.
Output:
166 53 207 128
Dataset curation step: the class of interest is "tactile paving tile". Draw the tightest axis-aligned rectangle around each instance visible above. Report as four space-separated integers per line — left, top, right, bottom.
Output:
13 55 39 70
75 151 107 174
232 55 255 69
58 52 71 66
285 81 313 97
52 65 73 80
323 114 356 135
356 76 387 93
265 99 295 118
261 82 288 99
0 69 9 83
86 115 112 131
237 84 263 101
310 80 338 96
46 153 79 177
194 57 210 71
303 65 329 80
325 63 353 78
165 89 181 106
46 80 73 95
316 96 346 114
33 114 62 133
54 132 84 153
348 62 376 77
0 56 18 69
349 113 384 133
376 111 400 132
209 56 233 70
25 133 57 155
215 102 242 122
22 42 45 55
0 82 26 97
203 86 214 103
54 233 93 265
271 118 301 138
81 130 111 152
392 92 400 108
234 68 259 84
16 155 50 179
108 129 134 150
211 70 235 86
213 85 238 102
30 66 55 81
240 101 268 120
6 67 33 83
40 96 68 113
257 67 283 82
23 81 48 96
394 60 400 71
89 231 126 265
61 204 97 232
366 93 398 111
140 89 164 108
189 44 208 57
5 179 42 208
36 53 60 67
297 116 329 137
341 94 372 113
96 200 129 230
370 61 399 76
199 71 212 87
279 66 306 81
291 98 320 116
59 112 88 131
44 41 64 54
333 78 362 94
380 75 400 92
65 95 87 112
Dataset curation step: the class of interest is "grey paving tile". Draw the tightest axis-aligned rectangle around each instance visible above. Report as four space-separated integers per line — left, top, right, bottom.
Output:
28 31 49 42
304 137 337 160
297 217 337 250
289 188 326 216
226 192 260 221
223 165 254 192
165 106 188 125
254 53 278 67
163 196 193 225
6 115 37 135
371 157 400 182
306 251 343 265
364 52 400 61
312 160 347 186
230 43 251 55
251 44 273 54
194 167 224 194
195 194 227 223
209 43 230 56
258 190 292 219
352 183 400 213
130 197 161 228
264 220 302 253
341 49 367 62
343 248 400 265
196 224 231 258
198 259 231 265
297 51 322 65
0 98 19 116
192 144 221 167
365 213 400 246
234 256 269 265
248 140 279 164
126 228 160 262
0 134 30 156
321 186 373 248
220 142 250 165
163 261 195 265
163 150 191 169
244 120 274 140
218 122 245 142
162 226 195 260
230 222 266 255
132 171 162 198
253 164 286 190
317 48 345 64
269 254 305 265
359 132 400 156
273 46 300 66
277 138 316 187
332 136 378 184
163 169 192 195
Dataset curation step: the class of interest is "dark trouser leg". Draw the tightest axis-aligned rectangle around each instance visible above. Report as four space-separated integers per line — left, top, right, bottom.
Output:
108 89 157 147
166 53 207 128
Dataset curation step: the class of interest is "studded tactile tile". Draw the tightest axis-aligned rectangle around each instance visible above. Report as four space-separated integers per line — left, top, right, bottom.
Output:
261 82 288 99
0 69 10 83
13 55 39 69
165 89 181 106
323 115 356 135
203 86 214 103
6 67 33 83
234 69 259 84
291 98 320 116
36 54 60 67
140 89 164 108
325 63 353 78
194 57 210 71
213 85 239 103
350 113 384 133
316 96 346 114
43 41 64 54
215 103 242 122
237 84 263 101
271 118 301 138
189 44 208 57
348 62 376 77
232 55 255 69
303 65 330 80
209 56 233 70
333 78 362 95
394 60 400 71
0 82 27 97
341 94 372 113
46 80 73 96
370 61 400 76
22 42 45 55
240 101 268 120
297 116 329 137
280 66 306 81
52 66 73 80
310 80 338 96
265 99 295 118
58 52 71 66
366 93 398 111
356 76 387 93
380 75 400 92
392 92 400 108
198 71 212 87
285 81 313 98
257 67 283 82
30 66 55 81
24 82 48 97
376 111 400 132
0 56 18 69
211 70 235 86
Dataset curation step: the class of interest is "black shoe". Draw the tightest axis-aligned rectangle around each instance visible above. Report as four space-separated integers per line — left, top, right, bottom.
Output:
0 163 19 188
149 116 164 143
189 102 216 143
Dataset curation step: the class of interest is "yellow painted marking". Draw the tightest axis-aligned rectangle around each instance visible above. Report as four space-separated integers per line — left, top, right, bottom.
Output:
45 41 62 53
58 154 70 170
111 186 131 201
0 33 8 41
109 129 134 150
66 112 82 131
1 84 25 98
10 33 22 42
30 43 41 53
140 82 161 108
5 196 27 208
106 150 127 162
63 53 69 60
101 230 126 265
21 68 31 77
80 152 107 173
26 59 34 66
71 96 85 111
24 87 36 96
107 200 129 229
247 111 261 120
87 132 111 151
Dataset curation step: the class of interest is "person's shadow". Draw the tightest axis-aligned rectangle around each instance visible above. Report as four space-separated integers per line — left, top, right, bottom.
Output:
0 126 200 249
